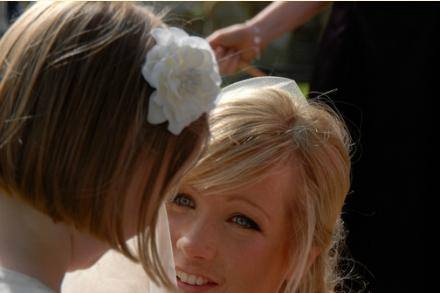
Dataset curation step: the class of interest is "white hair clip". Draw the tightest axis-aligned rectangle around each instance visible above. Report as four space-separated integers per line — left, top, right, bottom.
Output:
142 27 222 135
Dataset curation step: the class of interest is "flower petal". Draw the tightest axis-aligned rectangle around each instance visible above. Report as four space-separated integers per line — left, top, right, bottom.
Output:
168 120 185 135
151 28 173 46
142 26 221 135
169 27 189 42
147 91 167 124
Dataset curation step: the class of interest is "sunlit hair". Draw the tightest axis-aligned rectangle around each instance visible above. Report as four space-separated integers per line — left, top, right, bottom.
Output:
0 2 208 287
184 86 351 292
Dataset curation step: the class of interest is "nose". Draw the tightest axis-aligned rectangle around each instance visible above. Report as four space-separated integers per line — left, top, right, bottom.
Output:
176 220 217 261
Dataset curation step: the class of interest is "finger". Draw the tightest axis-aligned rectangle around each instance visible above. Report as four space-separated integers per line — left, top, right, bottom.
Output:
214 46 225 61
217 48 234 75
227 54 241 75
220 49 234 75
207 30 223 46
219 57 233 76
218 55 233 76
223 50 240 76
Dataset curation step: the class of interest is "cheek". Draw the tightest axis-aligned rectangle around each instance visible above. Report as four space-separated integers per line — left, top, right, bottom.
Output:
166 206 185 249
224 236 288 292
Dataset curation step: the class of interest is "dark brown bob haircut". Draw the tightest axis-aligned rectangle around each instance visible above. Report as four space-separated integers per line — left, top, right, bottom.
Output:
0 2 208 287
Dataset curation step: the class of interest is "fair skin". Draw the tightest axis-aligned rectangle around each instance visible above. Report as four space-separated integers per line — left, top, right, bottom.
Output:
0 192 110 292
0 160 158 292
167 163 297 293
208 2 328 75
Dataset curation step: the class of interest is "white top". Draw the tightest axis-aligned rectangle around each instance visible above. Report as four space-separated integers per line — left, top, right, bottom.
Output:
0 267 54 293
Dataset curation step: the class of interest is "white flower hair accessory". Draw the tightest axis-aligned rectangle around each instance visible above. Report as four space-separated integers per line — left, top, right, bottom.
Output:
142 27 222 135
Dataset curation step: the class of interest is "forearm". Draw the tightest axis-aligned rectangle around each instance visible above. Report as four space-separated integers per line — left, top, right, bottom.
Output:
247 1 329 48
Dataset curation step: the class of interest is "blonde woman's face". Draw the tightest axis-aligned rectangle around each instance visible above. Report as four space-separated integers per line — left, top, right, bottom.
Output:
167 164 295 292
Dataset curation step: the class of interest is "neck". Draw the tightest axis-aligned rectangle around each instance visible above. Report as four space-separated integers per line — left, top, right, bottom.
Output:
0 191 72 292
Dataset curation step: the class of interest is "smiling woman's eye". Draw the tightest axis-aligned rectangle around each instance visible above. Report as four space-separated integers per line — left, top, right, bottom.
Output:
230 214 261 231
172 193 196 209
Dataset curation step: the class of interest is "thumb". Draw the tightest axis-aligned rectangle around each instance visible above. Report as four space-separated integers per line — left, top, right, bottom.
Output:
207 31 223 47
208 25 243 47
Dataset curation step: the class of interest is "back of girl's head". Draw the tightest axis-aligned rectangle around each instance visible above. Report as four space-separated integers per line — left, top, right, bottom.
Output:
184 86 351 292
0 2 208 285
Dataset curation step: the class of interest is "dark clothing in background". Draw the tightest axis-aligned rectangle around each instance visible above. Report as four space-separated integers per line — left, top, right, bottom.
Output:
310 3 434 292
0 2 24 36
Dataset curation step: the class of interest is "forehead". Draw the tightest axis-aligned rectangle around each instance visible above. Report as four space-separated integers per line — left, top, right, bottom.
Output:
231 162 298 203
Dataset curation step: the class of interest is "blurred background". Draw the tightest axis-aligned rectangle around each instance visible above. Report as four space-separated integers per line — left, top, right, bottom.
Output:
146 1 332 95
0 1 24 35
1 1 330 95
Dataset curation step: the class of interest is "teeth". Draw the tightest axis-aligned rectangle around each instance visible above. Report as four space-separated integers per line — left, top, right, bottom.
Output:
177 270 209 286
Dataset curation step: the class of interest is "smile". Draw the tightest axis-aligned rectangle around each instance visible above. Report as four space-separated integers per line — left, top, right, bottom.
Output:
176 270 211 286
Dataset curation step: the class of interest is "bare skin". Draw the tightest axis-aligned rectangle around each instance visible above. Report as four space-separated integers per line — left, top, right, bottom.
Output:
208 2 328 75
167 164 297 292
0 192 109 292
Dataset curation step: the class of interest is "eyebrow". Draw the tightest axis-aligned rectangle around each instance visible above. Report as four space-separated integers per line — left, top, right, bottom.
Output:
180 186 273 224
225 194 271 223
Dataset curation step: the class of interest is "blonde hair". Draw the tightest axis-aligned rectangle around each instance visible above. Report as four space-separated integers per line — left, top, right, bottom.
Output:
184 87 351 292
0 2 208 287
